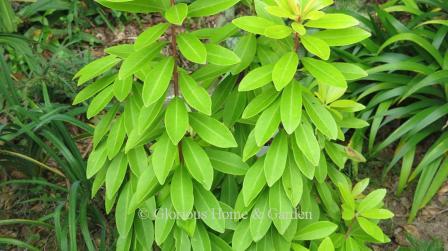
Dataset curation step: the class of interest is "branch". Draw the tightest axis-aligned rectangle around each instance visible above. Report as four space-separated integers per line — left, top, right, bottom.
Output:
170 25 179 97
294 33 300 52
169 0 183 162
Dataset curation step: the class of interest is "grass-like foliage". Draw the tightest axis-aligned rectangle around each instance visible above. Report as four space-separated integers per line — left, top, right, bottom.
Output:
340 0 448 222
0 52 110 250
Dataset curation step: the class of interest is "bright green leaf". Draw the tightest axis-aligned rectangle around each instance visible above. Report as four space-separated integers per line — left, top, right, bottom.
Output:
86 85 114 119
193 183 226 233
134 23 170 50
165 3 188 25
106 116 126 159
119 42 166 79
295 119 320 166
302 57 347 88
188 0 240 17
171 166 194 219
264 131 288 186
206 149 249 175
303 94 338 140
250 191 272 242
254 100 281 146
142 56 174 107
152 133 177 184
313 28 370 46
242 158 266 206
269 182 292 234
238 64 274 92
105 153 128 200
165 97 189 145
280 82 302 134
357 217 385 242
272 52 299 91
301 35 330 60
232 16 275 34
179 71 212 115
205 44 241 66
189 112 237 148
178 33 207 64
305 14 359 29
182 138 214 190
294 221 337 240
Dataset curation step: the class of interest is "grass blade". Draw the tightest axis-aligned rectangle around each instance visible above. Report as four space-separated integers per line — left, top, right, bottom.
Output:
0 237 39 251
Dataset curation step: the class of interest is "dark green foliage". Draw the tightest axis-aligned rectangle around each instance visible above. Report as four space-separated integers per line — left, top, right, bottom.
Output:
397 234 444 251
1 41 108 250
340 0 448 222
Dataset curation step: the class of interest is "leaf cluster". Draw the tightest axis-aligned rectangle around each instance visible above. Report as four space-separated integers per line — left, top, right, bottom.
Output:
75 0 394 250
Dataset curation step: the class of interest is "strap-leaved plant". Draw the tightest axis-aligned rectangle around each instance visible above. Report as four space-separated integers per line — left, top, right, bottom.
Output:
74 0 393 250
346 0 448 223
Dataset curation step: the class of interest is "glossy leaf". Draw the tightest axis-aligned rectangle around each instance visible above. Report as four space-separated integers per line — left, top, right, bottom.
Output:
254 100 281 146
105 153 128 200
116 183 134 236
301 35 330 60
318 237 334 251
357 217 385 242
189 112 237 148
302 57 347 88
280 82 302 134
165 3 188 25
165 97 189 145
357 189 387 214
152 133 177 184
119 42 165 79
106 116 126 159
182 138 214 190
294 221 337 240
295 119 321 166
232 16 275 34
188 0 240 17
313 28 370 46
134 23 170 50
193 183 226 233
242 158 266 206
86 85 114 119
282 161 303 207
205 44 241 66
303 94 338 140
142 56 174 107
250 191 272 242
264 131 288 186
269 182 292 234
179 71 212 115
178 33 207 64
206 149 249 175
305 14 359 29
272 52 299 91
75 55 121 85
238 64 274 91
171 167 194 218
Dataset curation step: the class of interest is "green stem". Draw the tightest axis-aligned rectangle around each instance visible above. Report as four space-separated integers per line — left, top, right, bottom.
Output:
169 0 184 163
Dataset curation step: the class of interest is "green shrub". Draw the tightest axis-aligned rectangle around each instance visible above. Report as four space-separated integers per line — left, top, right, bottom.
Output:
75 0 393 250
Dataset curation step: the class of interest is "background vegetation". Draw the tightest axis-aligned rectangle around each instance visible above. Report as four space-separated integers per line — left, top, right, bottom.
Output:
1 0 447 250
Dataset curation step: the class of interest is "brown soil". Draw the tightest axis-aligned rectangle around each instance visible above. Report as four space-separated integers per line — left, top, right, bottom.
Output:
359 156 448 250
